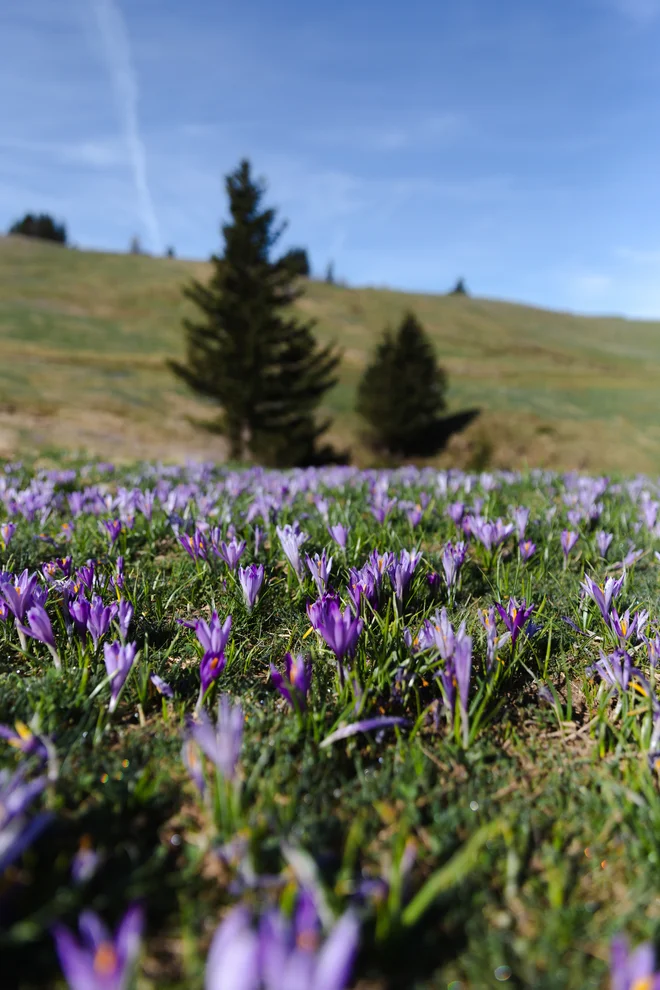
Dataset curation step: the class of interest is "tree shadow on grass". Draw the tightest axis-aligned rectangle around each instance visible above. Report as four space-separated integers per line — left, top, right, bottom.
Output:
418 407 482 457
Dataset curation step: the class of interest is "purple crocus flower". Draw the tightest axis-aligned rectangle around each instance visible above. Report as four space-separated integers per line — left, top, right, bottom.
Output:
587 648 636 693
112 556 125 592
69 594 91 641
645 632 660 668
610 934 660 990
238 564 264 610
370 497 397 524
305 550 334 596
276 523 308 579
205 901 359 990
0 568 40 622
518 539 536 562
192 612 233 656
178 529 208 562
479 607 501 671
346 567 377 613
217 538 247 571
103 641 138 713
608 607 640 647
441 541 467 590
446 501 465 526
150 673 173 698
71 833 100 886
42 561 61 584
17 604 61 669
315 600 363 662
495 598 535 649
621 545 645 568
200 650 226 698
76 562 96 595
88 595 119 649
511 506 530 541
0 521 16 549
0 764 51 873
328 523 349 549
560 529 579 566
580 574 624 623
388 549 422 602
52 904 144 990
186 694 243 780
116 599 133 640
0 720 48 759
102 519 122 547
449 632 473 747
307 591 340 631
596 530 614 558
270 653 312 712
467 515 515 552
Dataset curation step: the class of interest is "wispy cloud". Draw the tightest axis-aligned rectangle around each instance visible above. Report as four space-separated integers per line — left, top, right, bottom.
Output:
606 0 660 23
614 245 660 265
0 136 126 168
568 272 612 298
89 0 162 252
306 112 466 152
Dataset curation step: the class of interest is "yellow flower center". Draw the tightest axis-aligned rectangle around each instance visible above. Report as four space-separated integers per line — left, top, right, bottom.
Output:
297 930 320 952
93 943 118 976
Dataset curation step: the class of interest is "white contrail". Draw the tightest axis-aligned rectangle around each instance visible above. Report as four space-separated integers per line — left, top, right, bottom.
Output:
90 0 162 253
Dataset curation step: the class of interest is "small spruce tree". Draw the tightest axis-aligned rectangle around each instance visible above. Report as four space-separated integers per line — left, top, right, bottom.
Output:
449 277 468 296
356 310 447 457
170 159 341 466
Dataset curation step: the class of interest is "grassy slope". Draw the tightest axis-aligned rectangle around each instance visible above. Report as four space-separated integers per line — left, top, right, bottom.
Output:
2 234 660 471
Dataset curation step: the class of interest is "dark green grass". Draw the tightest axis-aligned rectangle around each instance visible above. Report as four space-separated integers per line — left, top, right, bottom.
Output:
1 462 660 987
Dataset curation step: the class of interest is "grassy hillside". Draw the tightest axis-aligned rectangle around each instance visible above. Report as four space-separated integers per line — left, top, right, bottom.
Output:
2 233 660 472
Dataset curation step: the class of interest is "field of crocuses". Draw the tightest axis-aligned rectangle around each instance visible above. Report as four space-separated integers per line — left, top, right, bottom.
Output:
4 460 660 988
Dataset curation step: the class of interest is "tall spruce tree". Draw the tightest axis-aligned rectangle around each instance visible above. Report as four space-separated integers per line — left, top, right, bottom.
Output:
356 310 447 457
170 159 340 465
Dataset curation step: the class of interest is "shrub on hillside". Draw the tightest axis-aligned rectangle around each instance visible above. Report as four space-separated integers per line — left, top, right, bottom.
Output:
356 310 448 457
281 247 310 277
8 213 67 244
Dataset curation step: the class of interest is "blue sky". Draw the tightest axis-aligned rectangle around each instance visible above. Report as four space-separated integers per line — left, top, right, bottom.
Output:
3 0 660 317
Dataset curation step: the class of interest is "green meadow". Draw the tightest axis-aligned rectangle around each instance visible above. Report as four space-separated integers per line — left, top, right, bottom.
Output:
2 233 660 472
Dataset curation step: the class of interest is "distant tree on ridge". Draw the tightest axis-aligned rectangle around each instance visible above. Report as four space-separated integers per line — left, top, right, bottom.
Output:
8 213 67 245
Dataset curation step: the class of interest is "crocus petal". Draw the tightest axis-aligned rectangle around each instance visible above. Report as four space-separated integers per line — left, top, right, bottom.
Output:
314 911 360 990
52 926 97 990
115 903 145 969
320 716 408 749
205 906 260 990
